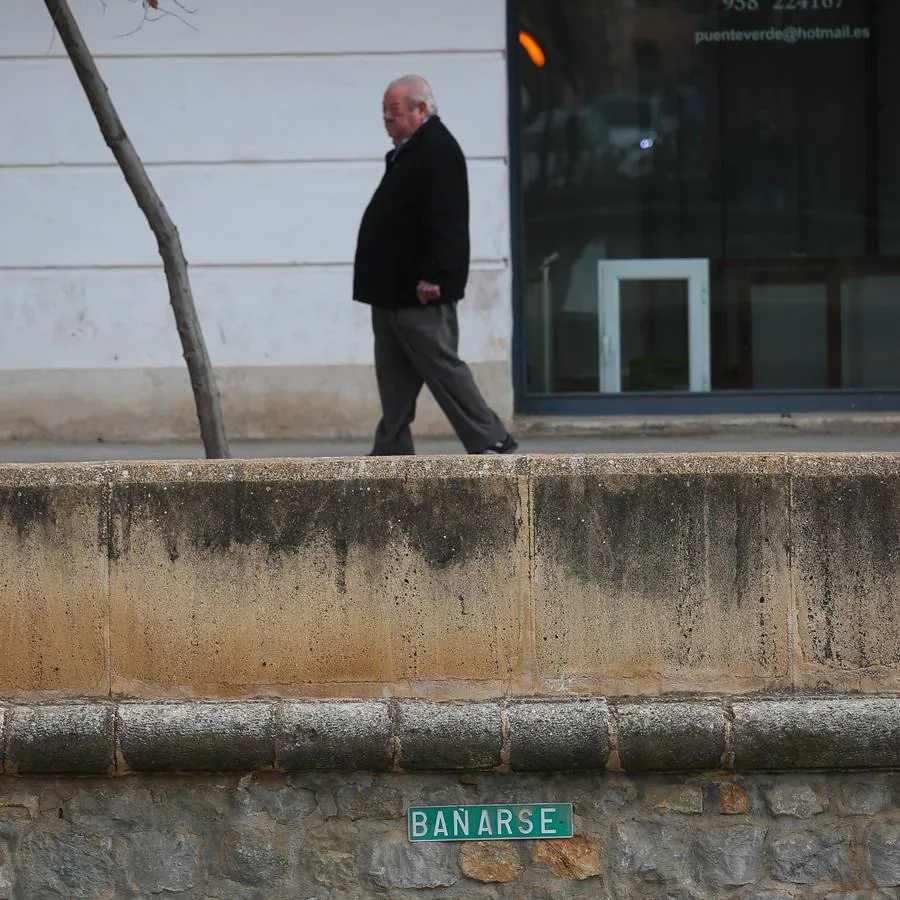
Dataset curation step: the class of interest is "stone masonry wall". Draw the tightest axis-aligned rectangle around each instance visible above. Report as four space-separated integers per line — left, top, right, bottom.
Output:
6 456 900 896
3 770 900 899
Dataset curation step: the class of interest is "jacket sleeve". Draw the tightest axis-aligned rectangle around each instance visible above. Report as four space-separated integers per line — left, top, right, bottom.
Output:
418 138 470 286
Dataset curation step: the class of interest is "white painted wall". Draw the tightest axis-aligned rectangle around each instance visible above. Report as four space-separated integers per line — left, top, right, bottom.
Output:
0 0 512 442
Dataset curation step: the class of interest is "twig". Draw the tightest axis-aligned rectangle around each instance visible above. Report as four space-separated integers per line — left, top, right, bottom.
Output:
113 0 198 38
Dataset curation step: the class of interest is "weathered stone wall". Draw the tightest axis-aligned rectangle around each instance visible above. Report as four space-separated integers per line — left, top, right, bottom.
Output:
2 453 900 700
1 697 898 894
4 454 900 895
3 770 900 898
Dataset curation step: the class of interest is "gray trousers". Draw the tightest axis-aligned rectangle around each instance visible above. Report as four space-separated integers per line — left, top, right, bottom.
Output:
370 303 507 455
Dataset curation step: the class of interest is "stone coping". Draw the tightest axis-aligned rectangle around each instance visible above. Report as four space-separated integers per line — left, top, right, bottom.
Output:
3 451 900 485
2 696 900 776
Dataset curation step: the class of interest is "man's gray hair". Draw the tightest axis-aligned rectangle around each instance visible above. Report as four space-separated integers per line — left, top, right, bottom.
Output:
388 74 438 115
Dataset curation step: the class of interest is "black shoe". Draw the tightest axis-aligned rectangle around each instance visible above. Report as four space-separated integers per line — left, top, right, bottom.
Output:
480 434 519 455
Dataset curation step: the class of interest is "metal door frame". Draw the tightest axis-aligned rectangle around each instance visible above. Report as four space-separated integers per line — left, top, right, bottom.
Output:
598 259 711 393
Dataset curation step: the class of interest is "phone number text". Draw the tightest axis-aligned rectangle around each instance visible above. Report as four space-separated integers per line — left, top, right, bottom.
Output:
723 0 845 11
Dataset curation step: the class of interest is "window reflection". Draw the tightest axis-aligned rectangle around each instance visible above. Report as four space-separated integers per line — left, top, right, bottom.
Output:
518 0 900 396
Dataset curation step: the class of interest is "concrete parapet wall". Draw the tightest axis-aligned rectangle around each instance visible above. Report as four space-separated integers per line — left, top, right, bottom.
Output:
1 453 899 699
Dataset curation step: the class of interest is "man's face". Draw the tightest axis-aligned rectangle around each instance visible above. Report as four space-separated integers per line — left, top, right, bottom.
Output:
383 86 426 145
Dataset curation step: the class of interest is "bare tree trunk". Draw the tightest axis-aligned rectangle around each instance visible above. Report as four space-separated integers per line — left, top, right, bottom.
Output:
44 0 230 459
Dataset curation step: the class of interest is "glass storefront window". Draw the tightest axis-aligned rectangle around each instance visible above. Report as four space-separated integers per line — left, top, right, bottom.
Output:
516 0 900 404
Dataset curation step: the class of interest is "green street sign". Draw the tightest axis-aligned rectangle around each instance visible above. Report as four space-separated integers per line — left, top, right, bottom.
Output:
407 803 574 842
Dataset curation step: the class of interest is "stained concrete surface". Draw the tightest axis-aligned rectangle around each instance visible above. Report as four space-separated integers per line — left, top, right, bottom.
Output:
4 451 900 699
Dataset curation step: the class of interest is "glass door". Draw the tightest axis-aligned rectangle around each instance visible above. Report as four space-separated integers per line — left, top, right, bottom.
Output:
598 259 710 394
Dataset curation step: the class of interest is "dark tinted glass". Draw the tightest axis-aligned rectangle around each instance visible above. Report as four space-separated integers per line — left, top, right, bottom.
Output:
518 0 900 394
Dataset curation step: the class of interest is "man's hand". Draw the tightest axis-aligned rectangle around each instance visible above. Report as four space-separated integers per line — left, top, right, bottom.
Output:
416 280 441 304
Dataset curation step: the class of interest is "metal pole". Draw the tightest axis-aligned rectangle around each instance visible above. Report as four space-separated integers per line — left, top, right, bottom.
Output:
540 252 559 394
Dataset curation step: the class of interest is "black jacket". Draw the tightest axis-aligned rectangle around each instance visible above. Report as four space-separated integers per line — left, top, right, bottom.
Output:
353 116 470 308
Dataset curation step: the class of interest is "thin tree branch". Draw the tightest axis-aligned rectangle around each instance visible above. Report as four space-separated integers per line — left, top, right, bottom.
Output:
43 0 230 458
112 0 198 39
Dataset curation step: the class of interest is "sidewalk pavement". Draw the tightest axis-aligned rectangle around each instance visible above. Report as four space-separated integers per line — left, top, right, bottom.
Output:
3 414 900 463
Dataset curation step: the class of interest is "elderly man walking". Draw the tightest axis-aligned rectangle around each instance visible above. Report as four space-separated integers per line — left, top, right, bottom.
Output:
353 75 518 456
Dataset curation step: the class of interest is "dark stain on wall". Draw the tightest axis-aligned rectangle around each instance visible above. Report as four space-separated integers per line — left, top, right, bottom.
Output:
0 487 56 539
793 475 900 668
107 476 518 569
533 472 790 669
534 473 788 603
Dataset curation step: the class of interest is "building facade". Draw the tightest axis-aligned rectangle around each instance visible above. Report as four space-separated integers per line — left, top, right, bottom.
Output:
1 0 897 443
0 0 512 442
